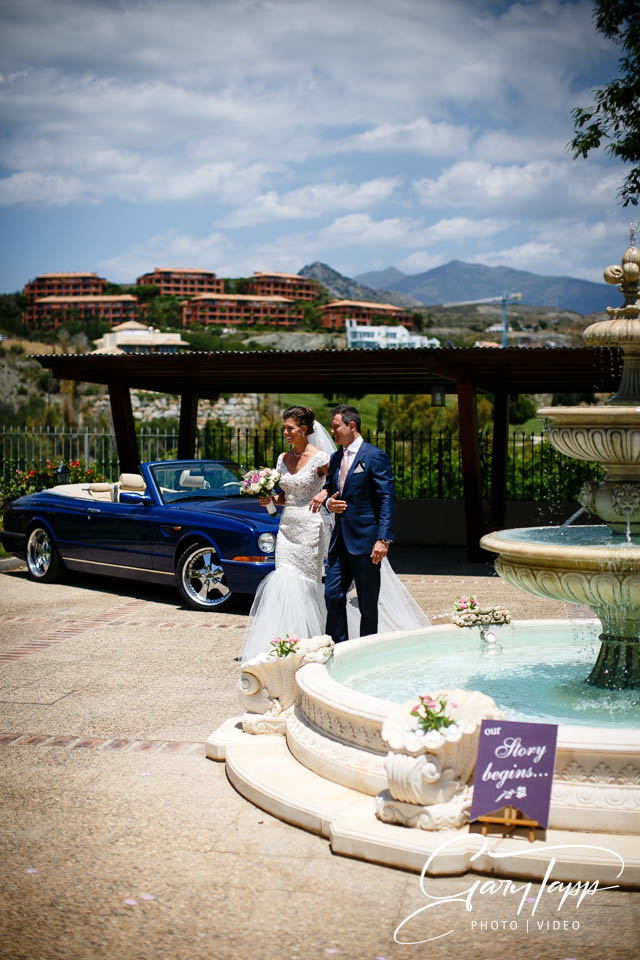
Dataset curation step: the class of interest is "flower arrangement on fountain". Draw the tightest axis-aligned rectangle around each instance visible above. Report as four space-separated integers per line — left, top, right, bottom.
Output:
237 633 334 735
411 693 459 735
240 467 281 515
375 688 503 831
451 595 511 628
270 634 300 657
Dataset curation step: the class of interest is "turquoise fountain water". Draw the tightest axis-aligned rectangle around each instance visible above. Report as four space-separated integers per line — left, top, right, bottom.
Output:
328 621 639 728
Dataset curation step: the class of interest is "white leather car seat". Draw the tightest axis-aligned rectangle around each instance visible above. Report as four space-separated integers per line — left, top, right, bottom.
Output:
116 473 146 501
179 470 207 489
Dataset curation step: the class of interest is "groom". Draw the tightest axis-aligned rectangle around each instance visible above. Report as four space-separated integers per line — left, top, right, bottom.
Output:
321 403 395 644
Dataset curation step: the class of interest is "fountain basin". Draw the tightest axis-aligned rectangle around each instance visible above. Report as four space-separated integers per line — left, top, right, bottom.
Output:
209 620 640 885
480 526 640 688
291 621 639 834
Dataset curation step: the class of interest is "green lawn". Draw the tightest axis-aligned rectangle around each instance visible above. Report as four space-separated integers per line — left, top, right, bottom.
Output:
509 417 546 435
277 394 385 434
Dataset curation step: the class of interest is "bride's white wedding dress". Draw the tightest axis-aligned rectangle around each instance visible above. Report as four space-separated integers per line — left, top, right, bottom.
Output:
241 450 330 662
239 435 430 664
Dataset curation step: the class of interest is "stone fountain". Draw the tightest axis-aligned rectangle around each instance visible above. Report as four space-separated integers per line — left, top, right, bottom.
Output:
207 239 640 886
481 235 640 689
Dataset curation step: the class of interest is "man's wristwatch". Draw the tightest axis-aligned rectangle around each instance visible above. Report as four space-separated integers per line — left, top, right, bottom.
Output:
380 539 393 545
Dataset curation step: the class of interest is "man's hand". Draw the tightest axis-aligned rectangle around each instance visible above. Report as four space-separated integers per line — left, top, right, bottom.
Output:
309 489 328 513
370 539 389 564
327 492 348 514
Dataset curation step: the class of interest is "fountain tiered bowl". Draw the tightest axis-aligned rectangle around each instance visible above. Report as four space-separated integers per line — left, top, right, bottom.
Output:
483 242 640 689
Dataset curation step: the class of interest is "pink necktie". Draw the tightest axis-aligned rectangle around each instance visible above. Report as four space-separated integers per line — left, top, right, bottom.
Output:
338 449 351 494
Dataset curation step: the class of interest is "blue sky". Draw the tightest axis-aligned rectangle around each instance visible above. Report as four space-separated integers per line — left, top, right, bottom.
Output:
0 0 631 293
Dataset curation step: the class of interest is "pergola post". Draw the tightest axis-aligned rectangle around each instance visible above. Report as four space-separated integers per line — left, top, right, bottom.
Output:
457 377 485 561
489 389 510 532
177 392 201 459
108 383 140 474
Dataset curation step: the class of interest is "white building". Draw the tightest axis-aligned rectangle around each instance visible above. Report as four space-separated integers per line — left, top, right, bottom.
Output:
345 318 440 350
92 320 189 354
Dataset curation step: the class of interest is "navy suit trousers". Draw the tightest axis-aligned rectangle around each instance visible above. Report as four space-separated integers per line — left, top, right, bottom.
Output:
325 527 381 644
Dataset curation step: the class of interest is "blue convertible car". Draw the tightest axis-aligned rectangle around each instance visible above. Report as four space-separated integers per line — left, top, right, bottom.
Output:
0 459 279 610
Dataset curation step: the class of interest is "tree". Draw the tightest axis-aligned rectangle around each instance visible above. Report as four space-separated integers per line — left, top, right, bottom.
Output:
570 0 640 206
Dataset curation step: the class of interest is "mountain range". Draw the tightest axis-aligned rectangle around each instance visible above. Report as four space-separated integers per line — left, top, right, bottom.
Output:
299 260 614 316
298 263 422 309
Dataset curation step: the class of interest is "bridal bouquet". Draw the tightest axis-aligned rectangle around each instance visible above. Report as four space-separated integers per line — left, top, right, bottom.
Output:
240 467 281 515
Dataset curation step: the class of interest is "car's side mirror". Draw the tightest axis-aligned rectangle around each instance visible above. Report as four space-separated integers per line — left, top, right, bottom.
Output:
119 492 153 505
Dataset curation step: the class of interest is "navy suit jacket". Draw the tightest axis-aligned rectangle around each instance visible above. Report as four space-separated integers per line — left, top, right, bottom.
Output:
324 440 395 556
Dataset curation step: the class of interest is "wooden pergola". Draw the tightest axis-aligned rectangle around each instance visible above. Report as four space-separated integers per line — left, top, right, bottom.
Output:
33 346 622 559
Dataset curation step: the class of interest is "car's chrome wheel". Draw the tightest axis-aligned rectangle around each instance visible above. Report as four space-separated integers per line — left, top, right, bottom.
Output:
26 526 63 582
177 544 232 610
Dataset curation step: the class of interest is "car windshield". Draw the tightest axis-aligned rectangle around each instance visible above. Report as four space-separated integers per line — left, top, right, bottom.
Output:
150 461 245 504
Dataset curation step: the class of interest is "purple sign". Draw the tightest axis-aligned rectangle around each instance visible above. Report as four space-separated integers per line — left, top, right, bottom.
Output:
469 719 558 829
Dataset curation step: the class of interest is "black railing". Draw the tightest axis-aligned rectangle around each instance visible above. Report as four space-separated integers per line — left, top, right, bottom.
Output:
1 425 605 501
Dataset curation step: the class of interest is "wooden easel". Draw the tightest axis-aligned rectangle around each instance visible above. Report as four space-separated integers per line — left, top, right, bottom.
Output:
477 806 539 843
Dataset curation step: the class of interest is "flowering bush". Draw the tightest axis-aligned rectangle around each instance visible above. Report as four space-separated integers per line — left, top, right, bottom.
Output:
410 693 458 734
240 467 281 498
0 459 108 509
453 595 479 613
270 634 300 657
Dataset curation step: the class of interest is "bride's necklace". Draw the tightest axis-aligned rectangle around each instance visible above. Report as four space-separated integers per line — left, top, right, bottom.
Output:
291 443 308 458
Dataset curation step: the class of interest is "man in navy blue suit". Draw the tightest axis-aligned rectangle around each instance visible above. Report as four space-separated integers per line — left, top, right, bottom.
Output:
316 403 395 644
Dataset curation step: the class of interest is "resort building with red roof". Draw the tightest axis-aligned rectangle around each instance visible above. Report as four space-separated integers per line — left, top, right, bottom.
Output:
136 268 224 297
321 299 415 330
23 295 142 330
183 293 303 327
248 271 318 302
24 272 106 302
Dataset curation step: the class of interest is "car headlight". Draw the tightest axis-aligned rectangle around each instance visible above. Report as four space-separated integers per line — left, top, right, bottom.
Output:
258 532 276 554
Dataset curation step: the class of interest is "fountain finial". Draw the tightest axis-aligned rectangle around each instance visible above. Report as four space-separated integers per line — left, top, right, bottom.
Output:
583 234 640 404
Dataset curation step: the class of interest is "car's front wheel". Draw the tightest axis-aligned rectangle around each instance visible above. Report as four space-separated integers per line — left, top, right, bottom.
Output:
176 543 232 610
25 525 64 582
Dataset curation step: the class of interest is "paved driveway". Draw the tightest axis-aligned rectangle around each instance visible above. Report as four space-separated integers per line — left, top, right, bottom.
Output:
0 559 636 960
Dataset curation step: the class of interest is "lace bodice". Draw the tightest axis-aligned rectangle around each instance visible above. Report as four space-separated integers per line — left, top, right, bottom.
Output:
276 451 329 506
274 450 330 580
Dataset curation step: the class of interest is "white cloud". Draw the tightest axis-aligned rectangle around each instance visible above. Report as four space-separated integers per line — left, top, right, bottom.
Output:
97 230 237 282
0 170 97 206
0 0 619 209
219 177 402 227
0 0 626 290
413 161 623 218
466 217 626 282
331 117 471 158
397 251 446 274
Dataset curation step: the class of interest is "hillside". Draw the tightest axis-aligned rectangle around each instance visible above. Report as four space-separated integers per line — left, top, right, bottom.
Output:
298 262 421 309
353 267 407 289
363 259 613 315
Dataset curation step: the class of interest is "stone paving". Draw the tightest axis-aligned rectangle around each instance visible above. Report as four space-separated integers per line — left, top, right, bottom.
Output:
0 552 637 960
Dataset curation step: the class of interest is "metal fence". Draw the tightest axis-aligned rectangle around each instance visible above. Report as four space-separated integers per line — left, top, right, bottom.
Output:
1 425 604 501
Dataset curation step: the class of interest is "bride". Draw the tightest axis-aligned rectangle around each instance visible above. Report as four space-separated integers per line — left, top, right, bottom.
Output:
239 405 429 662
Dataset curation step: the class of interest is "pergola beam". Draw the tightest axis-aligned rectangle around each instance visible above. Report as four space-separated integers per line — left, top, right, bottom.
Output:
34 346 623 559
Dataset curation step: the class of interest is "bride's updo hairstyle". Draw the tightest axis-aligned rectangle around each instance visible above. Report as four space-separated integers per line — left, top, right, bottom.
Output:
282 405 315 436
